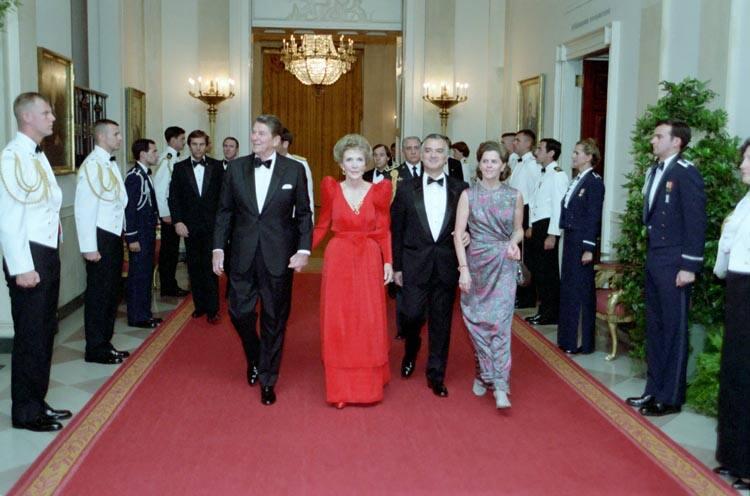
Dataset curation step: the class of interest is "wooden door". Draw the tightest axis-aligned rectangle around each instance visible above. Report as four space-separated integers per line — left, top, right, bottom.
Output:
580 59 608 176
262 51 363 206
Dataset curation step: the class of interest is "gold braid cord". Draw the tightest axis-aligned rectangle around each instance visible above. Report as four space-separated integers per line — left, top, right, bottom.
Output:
389 168 400 203
0 152 50 204
81 160 122 202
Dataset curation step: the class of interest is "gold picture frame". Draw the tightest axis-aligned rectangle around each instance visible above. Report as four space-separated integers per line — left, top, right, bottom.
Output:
37 47 75 175
517 74 544 139
125 88 146 163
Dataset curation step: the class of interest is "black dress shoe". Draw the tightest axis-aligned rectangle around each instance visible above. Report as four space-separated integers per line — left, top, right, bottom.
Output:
533 317 558 325
525 313 542 323
577 347 594 355
427 379 448 397
558 345 579 355
247 364 259 386
626 394 654 408
206 313 220 324
401 358 415 378
395 334 405 341
192 310 206 318
639 402 681 416
713 466 736 477
261 386 276 405
732 479 750 490
85 350 124 364
13 416 63 432
112 348 130 359
175 287 190 297
44 406 72 421
129 318 161 329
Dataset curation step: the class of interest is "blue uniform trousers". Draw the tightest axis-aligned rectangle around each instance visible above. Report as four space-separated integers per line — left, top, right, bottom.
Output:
557 230 596 352
127 228 156 323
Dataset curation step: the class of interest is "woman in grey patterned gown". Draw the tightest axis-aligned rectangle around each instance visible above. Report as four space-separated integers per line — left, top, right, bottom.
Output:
454 141 523 409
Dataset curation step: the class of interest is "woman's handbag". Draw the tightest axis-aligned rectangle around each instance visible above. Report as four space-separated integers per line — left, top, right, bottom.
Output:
516 241 531 287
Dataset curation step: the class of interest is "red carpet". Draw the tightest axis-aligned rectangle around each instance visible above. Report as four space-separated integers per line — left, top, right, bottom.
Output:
10 274 732 495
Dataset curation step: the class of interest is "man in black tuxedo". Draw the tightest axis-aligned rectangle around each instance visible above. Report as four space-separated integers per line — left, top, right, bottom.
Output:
443 136 465 181
169 130 224 323
398 135 423 181
212 114 312 406
391 133 468 397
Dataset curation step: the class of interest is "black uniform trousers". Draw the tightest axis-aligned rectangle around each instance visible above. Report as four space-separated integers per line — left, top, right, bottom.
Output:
4 243 60 423
529 218 560 321
185 230 218 316
557 230 596 352
516 204 536 307
84 228 123 354
126 227 156 323
228 247 294 387
158 222 180 294
716 272 750 478
644 247 691 406
401 265 457 383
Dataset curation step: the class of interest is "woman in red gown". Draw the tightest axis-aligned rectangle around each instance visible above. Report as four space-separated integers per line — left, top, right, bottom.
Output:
312 134 393 408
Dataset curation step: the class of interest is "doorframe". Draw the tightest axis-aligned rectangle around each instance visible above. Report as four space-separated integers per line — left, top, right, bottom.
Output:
553 21 622 258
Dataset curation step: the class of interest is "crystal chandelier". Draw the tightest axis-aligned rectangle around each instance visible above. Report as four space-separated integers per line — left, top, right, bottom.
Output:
280 34 357 92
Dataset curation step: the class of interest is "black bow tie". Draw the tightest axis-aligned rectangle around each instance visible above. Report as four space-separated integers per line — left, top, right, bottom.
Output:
427 176 444 187
34 145 42 154
192 159 206 168
375 169 383 177
655 161 665 171
254 157 272 169
176 152 181 157
147 168 152 176
109 156 116 162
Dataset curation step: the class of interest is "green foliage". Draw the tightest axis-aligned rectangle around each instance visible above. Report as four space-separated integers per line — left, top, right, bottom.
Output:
613 79 745 415
0 0 21 30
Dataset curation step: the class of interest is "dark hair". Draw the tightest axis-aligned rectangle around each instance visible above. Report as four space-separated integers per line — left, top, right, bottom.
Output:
539 138 561 161
13 92 50 121
164 126 185 143
422 133 448 150
132 138 155 160
255 114 283 137
576 138 601 167
187 129 209 146
373 143 392 159
280 127 294 144
501 132 517 139
451 141 470 157
223 136 239 147
656 119 691 151
517 129 537 146
477 140 511 181
93 119 119 138
740 138 750 163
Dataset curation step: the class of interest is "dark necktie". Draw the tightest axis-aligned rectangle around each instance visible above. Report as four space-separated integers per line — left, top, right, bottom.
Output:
109 156 116 162
192 159 206 168
254 157 272 169
427 176 444 187
34 145 42 154
411 167 418 177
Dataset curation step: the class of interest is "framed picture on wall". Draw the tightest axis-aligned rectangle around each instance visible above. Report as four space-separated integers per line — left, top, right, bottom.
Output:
37 47 75 175
125 88 146 163
517 74 544 139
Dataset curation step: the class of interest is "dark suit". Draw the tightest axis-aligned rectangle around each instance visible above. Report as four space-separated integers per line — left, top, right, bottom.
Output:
447 157 464 181
214 153 312 386
169 157 224 316
124 163 159 323
642 155 706 407
391 175 468 382
557 170 605 352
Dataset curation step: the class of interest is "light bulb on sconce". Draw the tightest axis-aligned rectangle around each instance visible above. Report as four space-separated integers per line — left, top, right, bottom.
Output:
422 81 469 135
187 75 236 149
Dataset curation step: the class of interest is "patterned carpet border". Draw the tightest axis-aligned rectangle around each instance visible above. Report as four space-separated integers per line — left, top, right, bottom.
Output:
511 317 732 496
9 299 194 496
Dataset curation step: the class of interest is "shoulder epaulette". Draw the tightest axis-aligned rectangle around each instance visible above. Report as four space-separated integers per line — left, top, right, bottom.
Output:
677 158 694 168
593 172 602 178
290 153 307 162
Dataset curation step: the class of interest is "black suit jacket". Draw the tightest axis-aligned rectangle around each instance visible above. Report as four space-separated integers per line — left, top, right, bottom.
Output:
391 175 468 286
213 153 313 277
447 157 464 181
168 157 224 235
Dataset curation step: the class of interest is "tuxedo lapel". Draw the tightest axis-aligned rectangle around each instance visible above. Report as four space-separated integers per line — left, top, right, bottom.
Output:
438 181 459 239
242 156 260 215
261 157 286 212
187 165 200 198
412 181 433 241
201 162 213 198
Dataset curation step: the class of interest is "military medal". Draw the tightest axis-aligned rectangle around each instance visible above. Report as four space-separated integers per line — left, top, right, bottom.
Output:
665 181 673 204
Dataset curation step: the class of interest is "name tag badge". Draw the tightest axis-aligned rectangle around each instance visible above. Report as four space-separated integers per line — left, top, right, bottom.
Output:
578 188 585 197
665 194 670 204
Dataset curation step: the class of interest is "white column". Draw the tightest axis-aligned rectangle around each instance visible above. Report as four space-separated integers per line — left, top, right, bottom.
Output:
228 0 252 153
725 0 750 139
401 0 426 139
658 0 701 84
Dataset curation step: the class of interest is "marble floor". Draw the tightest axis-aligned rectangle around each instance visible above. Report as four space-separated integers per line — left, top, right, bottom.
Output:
0 268 743 494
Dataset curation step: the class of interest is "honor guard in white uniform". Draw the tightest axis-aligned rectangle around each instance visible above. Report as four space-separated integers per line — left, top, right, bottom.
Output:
1 92 71 431
525 139 569 325
278 127 315 218
509 129 542 307
75 119 130 365
153 126 189 297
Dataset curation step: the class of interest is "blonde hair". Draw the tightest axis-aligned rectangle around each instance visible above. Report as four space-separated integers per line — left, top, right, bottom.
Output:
333 134 372 164
576 138 601 167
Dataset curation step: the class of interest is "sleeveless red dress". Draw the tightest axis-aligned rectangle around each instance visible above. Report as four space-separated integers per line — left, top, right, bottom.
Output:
312 177 392 404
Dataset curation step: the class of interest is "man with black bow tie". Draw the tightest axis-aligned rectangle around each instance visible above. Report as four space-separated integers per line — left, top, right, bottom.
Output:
169 130 224 324
626 120 706 417
213 114 312 406
391 133 468 397
75 119 130 364
222 136 239 170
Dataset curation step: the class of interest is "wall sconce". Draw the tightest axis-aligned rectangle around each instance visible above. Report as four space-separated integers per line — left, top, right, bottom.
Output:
422 81 469 135
188 77 235 148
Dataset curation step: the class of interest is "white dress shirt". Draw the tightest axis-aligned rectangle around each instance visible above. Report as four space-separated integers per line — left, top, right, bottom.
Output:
529 161 570 236
0 132 63 275
191 158 205 196
715 192 750 276
153 146 179 217
564 167 592 208
423 173 447 241
647 153 677 208
371 168 386 184
255 152 276 211
75 145 128 252
508 152 541 205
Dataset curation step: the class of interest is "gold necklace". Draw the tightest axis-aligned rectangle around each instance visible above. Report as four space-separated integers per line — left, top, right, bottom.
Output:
342 183 368 215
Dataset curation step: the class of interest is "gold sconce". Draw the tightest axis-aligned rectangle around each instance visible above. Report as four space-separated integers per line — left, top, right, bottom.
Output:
188 77 235 147
422 81 469 135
